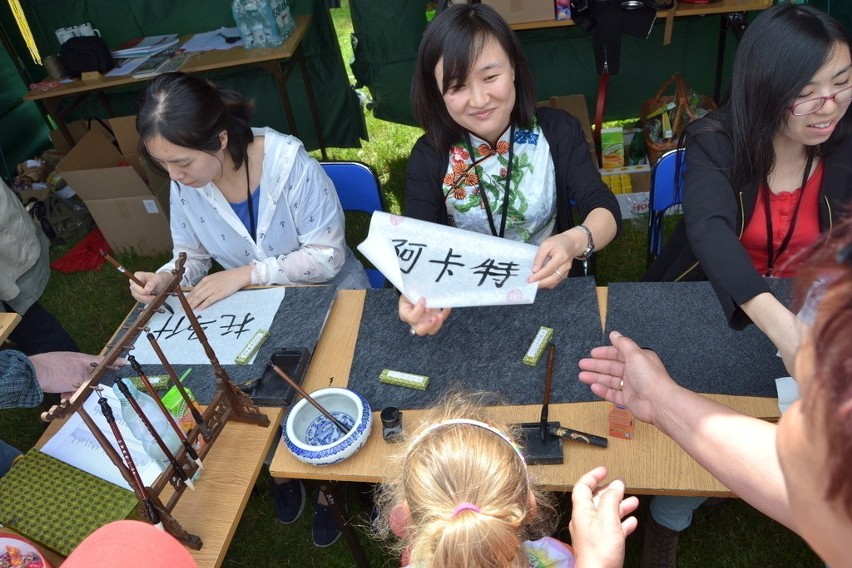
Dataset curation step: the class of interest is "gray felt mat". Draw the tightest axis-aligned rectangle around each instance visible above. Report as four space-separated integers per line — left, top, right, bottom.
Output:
347 277 603 409
114 286 336 404
604 279 793 397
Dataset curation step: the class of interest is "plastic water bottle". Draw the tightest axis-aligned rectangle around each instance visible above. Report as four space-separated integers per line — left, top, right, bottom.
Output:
270 0 295 41
257 0 284 47
232 0 283 49
112 380 182 471
232 0 253 47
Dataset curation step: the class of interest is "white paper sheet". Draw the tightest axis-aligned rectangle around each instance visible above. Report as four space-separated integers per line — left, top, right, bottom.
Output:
181 27 243 52
105 56 149 77
130 287 285 365
41 388 163 491
357 212 539 308
775 376 800 414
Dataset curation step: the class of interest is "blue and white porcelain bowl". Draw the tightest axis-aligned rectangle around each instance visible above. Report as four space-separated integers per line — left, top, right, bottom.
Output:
284 388 372 466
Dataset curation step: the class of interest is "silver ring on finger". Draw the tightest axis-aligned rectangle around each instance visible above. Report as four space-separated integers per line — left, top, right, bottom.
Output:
409 326 417 336
619 379 624 390
554 268 564 280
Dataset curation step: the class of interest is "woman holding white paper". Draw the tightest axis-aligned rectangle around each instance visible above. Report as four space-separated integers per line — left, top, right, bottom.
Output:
399 3 620 336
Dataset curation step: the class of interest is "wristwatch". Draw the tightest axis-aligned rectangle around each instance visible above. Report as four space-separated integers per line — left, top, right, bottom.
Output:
573 224 595 261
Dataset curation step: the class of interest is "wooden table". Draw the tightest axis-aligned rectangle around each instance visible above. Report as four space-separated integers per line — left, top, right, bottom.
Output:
270 288 779 495
26 296 285 568
29 403 282 568
0 312 21 344
510 0 772 31
23 15 327 159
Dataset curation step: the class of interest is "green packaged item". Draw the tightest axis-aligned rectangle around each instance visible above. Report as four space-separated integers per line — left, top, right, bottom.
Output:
162 385 196 418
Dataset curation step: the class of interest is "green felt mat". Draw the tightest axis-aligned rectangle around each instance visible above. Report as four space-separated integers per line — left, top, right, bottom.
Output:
0 449 139 556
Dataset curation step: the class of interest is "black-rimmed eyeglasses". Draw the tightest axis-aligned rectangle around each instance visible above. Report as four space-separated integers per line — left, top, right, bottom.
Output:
789 85 852 116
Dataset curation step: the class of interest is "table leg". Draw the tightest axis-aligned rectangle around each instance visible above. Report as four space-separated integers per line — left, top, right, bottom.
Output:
294 45 328 161
259 60 301 141
320 482 371 567
40 97 75 148
96 90 116 117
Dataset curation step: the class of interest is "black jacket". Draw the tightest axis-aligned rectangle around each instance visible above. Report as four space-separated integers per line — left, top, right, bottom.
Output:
644 113 852 329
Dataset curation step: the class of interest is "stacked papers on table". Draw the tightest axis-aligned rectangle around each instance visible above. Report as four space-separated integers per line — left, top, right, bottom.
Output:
112 34 179 58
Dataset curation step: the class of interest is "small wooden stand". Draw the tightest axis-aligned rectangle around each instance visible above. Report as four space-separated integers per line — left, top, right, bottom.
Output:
42 253 270 550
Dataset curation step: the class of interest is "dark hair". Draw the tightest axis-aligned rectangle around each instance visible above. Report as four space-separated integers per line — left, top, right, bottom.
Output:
693 4 851 192
411 3 537 152
136 72 255 176
793 214 852 520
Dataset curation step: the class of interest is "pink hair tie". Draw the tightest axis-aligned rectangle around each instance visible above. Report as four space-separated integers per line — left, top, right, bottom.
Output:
452 503 481 517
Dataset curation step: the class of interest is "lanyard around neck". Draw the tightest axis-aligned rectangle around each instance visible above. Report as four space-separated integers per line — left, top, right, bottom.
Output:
244 157 256 242
464 125 515 238
762 153 813 276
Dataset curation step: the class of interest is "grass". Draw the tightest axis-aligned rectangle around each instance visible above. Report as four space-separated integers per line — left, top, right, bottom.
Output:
0 2 822 566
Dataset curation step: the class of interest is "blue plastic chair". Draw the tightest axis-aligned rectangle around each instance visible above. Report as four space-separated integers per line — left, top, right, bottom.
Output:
647 149 686 266
320 161 387 288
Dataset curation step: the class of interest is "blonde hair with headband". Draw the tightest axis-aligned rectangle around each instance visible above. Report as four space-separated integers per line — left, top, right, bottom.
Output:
374 392 556 568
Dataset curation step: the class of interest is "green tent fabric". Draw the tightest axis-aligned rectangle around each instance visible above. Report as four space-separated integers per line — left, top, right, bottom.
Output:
348 1 852 126
16 0 365 150
0 1 49 182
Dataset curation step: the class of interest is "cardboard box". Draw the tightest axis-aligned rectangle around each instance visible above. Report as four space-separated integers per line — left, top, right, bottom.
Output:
49 119 112 153
483 0 554 25
56 116 172 255
536 94 597 167
600 164 652 220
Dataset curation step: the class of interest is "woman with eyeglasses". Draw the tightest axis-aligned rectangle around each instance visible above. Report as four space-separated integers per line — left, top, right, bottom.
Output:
646 4 852 371
641 5 852 565
399 3 620 336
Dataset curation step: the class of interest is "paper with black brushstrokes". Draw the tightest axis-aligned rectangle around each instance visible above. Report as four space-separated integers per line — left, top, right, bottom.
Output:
358 212 539 308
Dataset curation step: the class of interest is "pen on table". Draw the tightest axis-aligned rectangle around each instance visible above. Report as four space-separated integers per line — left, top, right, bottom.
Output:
549 425 609 448
101 249 174 314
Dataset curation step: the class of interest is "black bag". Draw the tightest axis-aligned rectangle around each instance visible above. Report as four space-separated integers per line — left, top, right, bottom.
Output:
59 36 114 77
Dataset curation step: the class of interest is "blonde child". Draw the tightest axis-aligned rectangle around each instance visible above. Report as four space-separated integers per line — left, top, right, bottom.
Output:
375 393 637 568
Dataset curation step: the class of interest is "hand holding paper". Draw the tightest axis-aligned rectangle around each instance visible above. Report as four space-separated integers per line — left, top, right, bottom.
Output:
357 212 539 309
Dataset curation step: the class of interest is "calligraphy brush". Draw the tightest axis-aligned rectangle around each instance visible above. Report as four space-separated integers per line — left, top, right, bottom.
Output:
128 355 204 470
269 363 350 435
97 393 164 528
539 344 556 442
146 331 209 438
100 250 174 314
114 377 195 491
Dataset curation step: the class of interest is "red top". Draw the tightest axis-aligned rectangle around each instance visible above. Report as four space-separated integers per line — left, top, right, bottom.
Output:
741 160 823 278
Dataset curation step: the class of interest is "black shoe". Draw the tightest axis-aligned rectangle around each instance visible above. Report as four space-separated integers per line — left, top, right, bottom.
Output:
272 479 306 524
640 514 679 568
312 490 346 548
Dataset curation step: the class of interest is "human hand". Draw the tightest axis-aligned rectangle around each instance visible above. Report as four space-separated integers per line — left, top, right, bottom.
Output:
578 331 675 425
187 265 253 311
130 271 172 304
528 232 579 289
569 466 639 568
398 295 451 336
30 352 127 397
